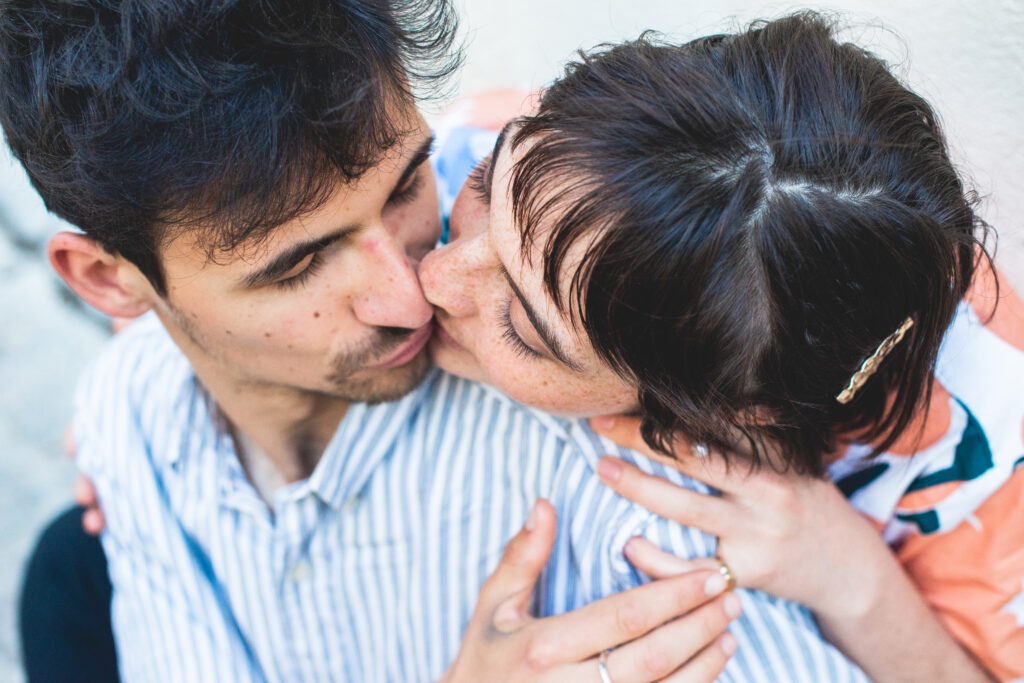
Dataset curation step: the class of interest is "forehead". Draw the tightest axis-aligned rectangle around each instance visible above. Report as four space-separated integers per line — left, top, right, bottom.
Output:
490 129 599 312
155 176 349 278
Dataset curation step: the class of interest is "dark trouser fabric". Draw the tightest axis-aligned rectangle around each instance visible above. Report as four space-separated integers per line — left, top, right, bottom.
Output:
19 505 118 682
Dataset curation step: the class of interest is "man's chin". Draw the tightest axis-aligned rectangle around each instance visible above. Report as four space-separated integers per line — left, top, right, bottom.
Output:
325 349 433 404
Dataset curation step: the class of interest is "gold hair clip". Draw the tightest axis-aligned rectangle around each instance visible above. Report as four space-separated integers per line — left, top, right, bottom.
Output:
835 317 915 405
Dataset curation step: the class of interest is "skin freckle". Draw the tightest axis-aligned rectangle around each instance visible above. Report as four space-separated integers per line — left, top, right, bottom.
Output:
264 332 271 338
314 311 320 318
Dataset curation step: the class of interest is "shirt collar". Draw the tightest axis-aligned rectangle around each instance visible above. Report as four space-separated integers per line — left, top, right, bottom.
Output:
305 369 438 510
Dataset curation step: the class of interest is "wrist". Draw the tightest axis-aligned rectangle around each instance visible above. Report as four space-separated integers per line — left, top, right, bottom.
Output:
812 540 897 626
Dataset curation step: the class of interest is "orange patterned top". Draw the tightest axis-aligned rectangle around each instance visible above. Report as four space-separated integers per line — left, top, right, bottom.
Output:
829 262 1024 680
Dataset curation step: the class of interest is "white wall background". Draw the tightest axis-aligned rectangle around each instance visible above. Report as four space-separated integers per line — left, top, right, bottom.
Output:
451 0 1024 290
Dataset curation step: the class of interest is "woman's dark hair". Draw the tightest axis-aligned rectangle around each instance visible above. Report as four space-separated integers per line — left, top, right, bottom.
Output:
0 0 461 294
510 11 991 474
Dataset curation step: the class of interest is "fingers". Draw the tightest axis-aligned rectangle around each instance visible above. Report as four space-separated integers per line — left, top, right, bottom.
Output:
625 538 722 580
598 458 732 537
482 499 558 631
590 417 741 493
539 569 730 663
659 633 737 683
81 506 106 535
604 592 741 683
590 416 661 457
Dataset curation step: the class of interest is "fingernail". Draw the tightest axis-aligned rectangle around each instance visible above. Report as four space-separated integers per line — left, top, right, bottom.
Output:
623 537 637 560
591 415 616 432
723 593 742 618
524 502 539 532
598 457 621 482
721 633 737 655
704 572 727 596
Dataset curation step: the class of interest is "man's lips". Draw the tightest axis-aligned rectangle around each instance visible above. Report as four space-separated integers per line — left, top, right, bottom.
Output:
433 319 465 352
374 322 434 368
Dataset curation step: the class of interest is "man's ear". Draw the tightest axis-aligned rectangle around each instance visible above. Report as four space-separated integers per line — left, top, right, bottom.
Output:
48 231 155 318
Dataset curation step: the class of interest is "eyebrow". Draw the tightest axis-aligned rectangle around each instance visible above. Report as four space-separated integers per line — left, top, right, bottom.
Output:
499 265 583 372
483 121 517 202
392 134 435 198
242 135 435 289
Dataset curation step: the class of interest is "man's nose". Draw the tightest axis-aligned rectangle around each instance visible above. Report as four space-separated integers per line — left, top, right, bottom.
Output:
352 236 433 330
419 233 489 318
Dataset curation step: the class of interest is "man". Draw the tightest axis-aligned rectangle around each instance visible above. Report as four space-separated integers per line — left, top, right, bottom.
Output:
4 1 869 680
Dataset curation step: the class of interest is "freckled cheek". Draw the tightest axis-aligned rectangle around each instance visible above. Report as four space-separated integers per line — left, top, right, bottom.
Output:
504 377 586 415
243 304 332 353
487 356 632 416
480 349 569 412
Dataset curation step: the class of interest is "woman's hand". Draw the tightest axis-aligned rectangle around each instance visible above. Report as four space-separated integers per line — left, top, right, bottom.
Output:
590 416 996 683
589 416 891 623
442 499 740 683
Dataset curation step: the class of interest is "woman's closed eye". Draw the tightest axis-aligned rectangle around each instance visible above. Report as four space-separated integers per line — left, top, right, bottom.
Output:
498 295 542 360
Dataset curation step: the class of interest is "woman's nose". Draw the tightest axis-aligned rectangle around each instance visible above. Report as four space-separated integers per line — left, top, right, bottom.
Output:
420 233 490 318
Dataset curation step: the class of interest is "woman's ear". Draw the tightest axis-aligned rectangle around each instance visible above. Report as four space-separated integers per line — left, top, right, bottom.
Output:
47 231 155 318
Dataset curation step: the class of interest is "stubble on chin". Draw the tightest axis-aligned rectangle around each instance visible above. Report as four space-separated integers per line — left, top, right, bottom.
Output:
324 327 434 403
324 348 433 404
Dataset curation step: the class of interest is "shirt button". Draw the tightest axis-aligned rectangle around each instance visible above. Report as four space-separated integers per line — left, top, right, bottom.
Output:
289 562 311 582
344 496 360 511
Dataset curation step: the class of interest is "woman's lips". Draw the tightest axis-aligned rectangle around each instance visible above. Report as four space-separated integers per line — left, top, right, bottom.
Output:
433 319 465 352
375 322 434 368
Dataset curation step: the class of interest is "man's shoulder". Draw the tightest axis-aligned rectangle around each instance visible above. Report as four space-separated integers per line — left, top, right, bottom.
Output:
76 312 189 397
73 312 196 470
546 422 720 583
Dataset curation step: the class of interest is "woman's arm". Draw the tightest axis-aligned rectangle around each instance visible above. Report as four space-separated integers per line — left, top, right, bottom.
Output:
591 416 993 683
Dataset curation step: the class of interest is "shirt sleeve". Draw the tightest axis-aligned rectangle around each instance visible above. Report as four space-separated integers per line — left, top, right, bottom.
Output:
832 330 1024 682
895 465 1024 681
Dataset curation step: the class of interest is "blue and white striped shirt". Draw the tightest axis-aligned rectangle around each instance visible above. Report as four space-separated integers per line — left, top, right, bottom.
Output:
75 314 868 682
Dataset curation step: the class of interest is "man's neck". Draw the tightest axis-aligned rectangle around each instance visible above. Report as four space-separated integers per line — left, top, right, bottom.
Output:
156 312 350 483
207 377 349 483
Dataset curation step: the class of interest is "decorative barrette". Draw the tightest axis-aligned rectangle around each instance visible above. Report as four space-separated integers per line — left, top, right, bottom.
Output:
835 317 915 405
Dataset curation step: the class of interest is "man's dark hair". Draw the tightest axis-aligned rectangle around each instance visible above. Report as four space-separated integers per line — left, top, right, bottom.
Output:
511 11 991 474
0 0 461 294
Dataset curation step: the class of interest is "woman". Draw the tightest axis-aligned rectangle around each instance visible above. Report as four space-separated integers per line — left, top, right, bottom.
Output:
424 12 1021 682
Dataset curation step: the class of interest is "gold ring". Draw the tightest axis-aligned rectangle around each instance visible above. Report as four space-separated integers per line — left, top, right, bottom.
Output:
715 555 736 591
